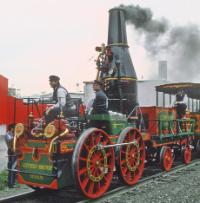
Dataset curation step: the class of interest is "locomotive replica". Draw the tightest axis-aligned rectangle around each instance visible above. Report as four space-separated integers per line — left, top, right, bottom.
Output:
11 8 200 199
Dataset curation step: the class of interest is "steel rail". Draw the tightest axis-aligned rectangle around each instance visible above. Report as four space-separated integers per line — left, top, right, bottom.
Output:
0 191 35 203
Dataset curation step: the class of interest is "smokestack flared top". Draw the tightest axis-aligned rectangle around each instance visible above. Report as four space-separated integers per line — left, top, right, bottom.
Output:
108 8 128 46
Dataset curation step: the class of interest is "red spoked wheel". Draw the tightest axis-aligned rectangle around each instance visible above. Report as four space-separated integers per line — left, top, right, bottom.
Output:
160 146 173 171
72 128 115 199
182 145 192 164
116 127 145 185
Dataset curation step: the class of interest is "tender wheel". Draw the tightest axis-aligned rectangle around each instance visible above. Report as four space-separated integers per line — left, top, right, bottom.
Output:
160 146 173 171
72 128 115 199
182 145 192 164
116 127 145 185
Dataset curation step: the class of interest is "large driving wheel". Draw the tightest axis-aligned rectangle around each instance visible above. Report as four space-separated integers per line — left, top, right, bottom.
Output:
182 145 192 164
72 128 115 199
116 127 145 185
160 146 173 171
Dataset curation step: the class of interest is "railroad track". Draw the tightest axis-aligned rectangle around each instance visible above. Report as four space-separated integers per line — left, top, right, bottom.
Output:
0 191 35 203
82 159 200 203
1 158 200 203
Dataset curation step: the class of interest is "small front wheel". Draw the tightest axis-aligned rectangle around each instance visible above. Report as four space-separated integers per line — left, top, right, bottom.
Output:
160 146 173 171
182 145 192 164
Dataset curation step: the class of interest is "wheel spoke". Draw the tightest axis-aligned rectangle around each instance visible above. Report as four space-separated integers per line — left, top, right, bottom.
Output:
122 166 128 174
106 151 113 157
126 171 131 180
90 134 95 145
79 157 87 162
98 181 102 190
121 159 126 165
79 167 87 176
88 180 95 194
104 172 112 182
95 134 101 144
132 131 136 139
83 143 90 152
81 177 89 189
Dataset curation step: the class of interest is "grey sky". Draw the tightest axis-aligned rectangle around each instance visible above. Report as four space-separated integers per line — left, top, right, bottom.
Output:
0 0 200 95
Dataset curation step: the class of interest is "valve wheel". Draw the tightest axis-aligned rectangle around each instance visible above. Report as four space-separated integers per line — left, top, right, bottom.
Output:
116 127 145 185
160 146 173 171
72 128 114 199
182 145 192 164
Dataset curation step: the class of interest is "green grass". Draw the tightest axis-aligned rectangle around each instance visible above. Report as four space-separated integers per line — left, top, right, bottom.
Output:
0 170 8 190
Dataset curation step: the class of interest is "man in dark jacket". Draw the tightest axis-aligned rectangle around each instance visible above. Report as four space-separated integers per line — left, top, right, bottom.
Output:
175 90 187 119
45 75 74 123
91 80 108 114
89 80 109 131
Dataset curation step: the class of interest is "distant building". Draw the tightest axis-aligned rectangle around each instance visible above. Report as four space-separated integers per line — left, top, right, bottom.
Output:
158 61 168 80
138 79 171 106
8 87 21 98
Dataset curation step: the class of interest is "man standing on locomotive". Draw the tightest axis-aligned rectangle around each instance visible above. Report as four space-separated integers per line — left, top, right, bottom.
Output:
91 80 108 114
88 80 109 130
45 75 74 123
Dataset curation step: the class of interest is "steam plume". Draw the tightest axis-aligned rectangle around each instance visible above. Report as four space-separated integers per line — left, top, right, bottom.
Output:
119 4 200 82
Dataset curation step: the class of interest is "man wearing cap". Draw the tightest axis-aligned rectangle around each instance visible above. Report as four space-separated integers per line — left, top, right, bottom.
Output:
175 90 187 119
88 80 109 130
45 75 73 123
91 80 108 114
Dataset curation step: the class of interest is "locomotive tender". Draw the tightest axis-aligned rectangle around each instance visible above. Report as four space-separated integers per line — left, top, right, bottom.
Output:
11 8 199 199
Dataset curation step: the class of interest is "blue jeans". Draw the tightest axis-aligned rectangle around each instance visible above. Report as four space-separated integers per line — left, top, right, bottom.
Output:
7 153 17 188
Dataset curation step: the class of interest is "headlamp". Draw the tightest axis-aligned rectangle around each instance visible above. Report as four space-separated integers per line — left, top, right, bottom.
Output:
44 124 57 138
14 123 25 138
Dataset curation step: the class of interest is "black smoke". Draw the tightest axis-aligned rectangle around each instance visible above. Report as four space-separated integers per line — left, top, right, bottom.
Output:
119 4 200 82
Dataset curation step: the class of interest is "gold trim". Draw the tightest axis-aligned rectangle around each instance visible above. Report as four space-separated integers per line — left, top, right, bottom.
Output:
13 123 25 152
13 135 17 152
104 77 137 81
48 136 59 155
59 128 69 137
107 43 129 47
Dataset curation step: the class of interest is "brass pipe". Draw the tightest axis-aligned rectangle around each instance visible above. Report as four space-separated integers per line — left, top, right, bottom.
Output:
13 135 17 153
48 128 69 155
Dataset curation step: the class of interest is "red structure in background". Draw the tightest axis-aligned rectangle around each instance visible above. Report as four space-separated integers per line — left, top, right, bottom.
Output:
0 74 47 127
0 75 8 124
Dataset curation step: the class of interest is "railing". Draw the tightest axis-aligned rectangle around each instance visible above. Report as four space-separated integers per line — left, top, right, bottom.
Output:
138 118 195 138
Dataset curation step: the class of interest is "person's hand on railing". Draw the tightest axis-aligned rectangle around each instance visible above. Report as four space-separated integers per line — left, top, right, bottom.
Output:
45 105 54 115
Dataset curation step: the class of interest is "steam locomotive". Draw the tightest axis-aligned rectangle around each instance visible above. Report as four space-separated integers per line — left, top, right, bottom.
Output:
11 8 200 199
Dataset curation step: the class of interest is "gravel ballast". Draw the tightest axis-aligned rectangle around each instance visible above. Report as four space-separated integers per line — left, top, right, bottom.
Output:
99 163 200 203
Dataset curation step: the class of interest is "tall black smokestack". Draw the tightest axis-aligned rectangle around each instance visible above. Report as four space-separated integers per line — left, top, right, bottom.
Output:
108 8 128 45
100 8 138 114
